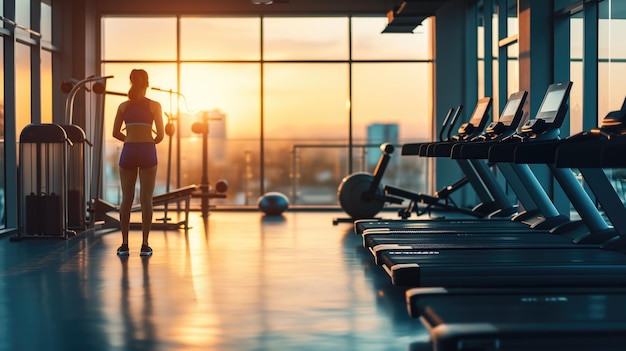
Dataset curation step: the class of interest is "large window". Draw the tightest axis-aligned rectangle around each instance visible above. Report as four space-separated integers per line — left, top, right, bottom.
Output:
559 0 626 133
41 0 52 122
598 0 626 118
180 18 260 60
101 16 433 207
263 17 349 60
263 62 349 203
570 12 584 135
0 0 55 230
478 0 520 119
15 44 30 136
0 36 4 228
102 17 177 61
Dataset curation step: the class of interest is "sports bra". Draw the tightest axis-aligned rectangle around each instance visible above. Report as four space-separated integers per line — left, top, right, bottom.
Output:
123 97 153 127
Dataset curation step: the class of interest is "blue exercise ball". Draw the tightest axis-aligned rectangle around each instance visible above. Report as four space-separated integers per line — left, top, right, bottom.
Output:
258 192 289 216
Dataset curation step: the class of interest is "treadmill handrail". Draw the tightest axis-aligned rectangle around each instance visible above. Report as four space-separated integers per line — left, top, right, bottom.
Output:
438 107 455 142
446 105 464 141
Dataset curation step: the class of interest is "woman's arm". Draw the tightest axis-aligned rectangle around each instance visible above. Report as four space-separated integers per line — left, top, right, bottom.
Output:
112 103 126 142
152 101 165 144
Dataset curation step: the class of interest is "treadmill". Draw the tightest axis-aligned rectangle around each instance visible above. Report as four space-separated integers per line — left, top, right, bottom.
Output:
398 97 516 219
398 105 461 167
553 99 626 249
404 112 626 351
424 97 492 157
372 86 626 288
355 93 533 236
356 87 616 265
406 286 626 351
383 106 496 218
355 90 574 236
358 83 608 240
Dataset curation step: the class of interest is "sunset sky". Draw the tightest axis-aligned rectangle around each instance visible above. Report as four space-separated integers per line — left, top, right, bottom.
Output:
101 16 433 142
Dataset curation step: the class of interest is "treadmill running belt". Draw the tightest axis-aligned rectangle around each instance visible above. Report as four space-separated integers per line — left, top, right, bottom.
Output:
364 232 601 263
409 288 626 351
379 248 626 287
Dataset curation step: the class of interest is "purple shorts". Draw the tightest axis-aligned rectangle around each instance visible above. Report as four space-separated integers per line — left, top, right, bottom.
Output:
119 142 158 170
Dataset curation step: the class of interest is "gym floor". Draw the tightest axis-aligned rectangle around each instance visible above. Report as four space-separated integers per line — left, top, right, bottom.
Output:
0 210 429 351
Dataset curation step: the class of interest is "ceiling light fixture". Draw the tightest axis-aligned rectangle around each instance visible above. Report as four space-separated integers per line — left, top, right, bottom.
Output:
251 0 273 4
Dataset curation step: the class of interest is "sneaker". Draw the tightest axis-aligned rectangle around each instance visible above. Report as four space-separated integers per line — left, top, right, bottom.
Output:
117 244 130 256
140 245 153 257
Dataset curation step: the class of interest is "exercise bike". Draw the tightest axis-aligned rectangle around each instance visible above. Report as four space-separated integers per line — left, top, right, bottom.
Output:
336 106 480 222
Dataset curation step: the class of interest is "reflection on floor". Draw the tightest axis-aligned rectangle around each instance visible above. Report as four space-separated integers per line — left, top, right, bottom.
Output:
0 211 429 351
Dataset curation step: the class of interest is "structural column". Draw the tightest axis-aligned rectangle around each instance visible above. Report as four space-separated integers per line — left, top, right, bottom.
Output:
518 0 570 215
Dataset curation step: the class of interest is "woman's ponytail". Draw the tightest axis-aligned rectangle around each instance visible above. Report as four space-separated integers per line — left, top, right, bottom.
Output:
128 69 149 101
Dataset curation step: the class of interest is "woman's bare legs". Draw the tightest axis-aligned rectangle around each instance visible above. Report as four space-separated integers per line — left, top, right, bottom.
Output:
118 167 138 247
138 165 158 247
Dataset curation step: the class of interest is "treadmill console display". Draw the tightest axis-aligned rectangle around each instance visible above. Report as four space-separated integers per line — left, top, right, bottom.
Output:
534 81 573 126
459 97 492 138
483 91 527 136
499 98 522 125
467 98 491 128
520 81 572 134
538 90 565 119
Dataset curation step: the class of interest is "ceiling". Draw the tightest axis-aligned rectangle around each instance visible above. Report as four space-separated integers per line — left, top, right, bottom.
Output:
95 0 451 33
96 0 450 17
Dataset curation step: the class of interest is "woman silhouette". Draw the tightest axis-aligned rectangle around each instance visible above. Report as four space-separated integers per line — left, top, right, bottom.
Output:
112 69 165 256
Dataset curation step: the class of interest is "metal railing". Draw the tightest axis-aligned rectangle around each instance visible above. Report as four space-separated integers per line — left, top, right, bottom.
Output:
290 143 428 205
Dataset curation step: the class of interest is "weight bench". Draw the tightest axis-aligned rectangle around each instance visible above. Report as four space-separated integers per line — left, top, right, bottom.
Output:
138 184 198 230
92 184 198 230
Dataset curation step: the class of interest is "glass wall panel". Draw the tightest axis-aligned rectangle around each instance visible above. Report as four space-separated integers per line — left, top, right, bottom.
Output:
16 0 30 27
352 63 430 142
352 17 431 60
477 1 499 106
0 37 4 228
598 0 626 202
264 63 348 139
263 63 348 203
263 17 348 60
506 0 518 37
180 17 260 61
491 9 499 113
598 0 626 120
41 49 52 123
506 42 519 95
41 0 52 44
492 59 500 114
570 14 583 135
478 61 485 99
495 0 519 117
101 17 177 61
491 5 499 58
477 13 485 99
352 62 430 195
179 63 261 205
16 44 31 137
